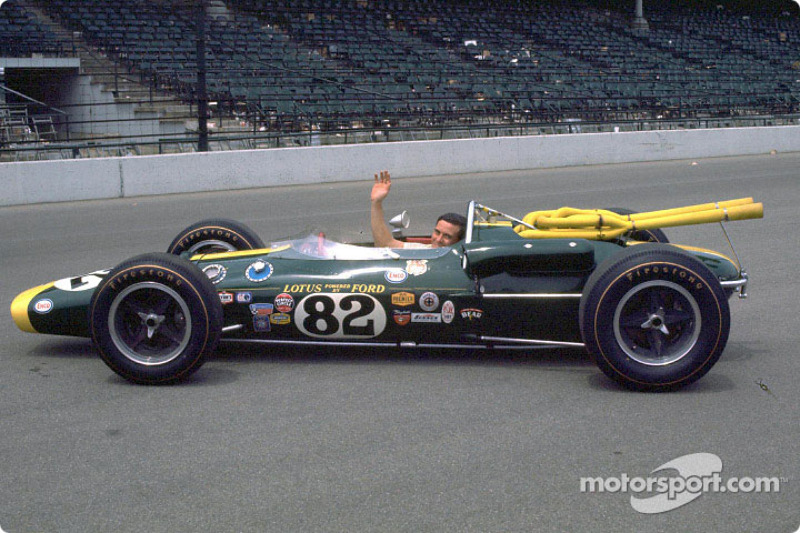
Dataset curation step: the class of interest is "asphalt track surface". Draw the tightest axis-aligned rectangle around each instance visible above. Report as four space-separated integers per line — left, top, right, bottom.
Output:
1 153 798 533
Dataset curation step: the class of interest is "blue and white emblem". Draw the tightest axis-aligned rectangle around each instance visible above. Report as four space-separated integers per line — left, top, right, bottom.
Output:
245 260 273 283
384 269 408 283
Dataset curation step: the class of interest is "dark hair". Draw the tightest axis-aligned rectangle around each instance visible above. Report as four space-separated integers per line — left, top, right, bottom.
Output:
437 212 468 240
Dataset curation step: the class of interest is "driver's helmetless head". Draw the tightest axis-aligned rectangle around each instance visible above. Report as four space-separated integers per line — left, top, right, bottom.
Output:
431 213 467 247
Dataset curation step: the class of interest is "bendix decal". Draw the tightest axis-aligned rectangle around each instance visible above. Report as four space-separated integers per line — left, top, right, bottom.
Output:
411 313 442 323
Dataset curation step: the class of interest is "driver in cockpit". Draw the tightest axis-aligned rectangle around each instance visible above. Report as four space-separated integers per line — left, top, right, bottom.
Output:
370 170 466 249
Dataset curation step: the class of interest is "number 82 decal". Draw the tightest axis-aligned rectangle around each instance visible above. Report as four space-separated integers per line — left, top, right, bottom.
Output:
295 293 386 338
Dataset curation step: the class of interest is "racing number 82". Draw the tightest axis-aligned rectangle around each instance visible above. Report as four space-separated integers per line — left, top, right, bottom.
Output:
297 293 386 338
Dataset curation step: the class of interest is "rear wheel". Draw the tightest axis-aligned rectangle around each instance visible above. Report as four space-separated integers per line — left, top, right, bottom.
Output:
167 218 264 255
605 207 669 243
579 244 729 391
89 253 223 384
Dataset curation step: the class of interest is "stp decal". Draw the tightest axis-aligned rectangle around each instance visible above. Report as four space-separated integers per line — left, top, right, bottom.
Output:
295 293 386 339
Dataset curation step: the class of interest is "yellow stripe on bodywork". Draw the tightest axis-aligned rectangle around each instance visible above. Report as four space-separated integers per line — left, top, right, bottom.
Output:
10 283 54 333
190 245 290 262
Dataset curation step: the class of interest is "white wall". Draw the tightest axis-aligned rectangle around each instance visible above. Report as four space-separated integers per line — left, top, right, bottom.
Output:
2 125 799 206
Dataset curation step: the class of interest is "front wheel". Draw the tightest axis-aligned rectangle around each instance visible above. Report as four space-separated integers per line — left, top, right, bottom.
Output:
579 244 730 391
89 253 223 384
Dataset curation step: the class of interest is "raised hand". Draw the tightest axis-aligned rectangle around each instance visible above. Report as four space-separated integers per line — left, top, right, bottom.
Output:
371 170 391 203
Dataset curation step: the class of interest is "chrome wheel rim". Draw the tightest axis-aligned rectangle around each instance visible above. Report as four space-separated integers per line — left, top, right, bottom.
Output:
108 282 192 366
613 280 701 366
187 240 237 255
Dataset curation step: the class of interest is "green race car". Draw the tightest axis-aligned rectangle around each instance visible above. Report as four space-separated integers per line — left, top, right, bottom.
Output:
11 199 760 390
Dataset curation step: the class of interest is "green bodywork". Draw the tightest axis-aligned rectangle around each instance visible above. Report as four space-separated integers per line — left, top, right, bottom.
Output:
13 222 742 346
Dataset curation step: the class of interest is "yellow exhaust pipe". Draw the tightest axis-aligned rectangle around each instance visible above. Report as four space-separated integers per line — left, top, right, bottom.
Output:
514 198 763 240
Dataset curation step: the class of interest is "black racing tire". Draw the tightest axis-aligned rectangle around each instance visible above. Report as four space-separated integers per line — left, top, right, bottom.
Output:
89 252 223 384
604 207 669 243
579 244 730 391
167 218 265 255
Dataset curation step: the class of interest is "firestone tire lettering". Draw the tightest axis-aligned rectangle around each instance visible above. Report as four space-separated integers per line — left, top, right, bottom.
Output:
579 244 730 391
89 253 223 384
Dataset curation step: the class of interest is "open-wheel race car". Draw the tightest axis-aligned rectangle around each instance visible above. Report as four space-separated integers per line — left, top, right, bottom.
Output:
11 197 762 390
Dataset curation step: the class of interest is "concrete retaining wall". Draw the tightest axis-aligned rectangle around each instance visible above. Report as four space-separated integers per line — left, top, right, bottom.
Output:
3 125 799 206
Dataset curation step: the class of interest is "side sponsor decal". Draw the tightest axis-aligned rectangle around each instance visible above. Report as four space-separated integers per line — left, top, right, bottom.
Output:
385 269 408 283
392 310 411 326
273 293 294 313
250 303 274 315
392 292 415 306
411 313 442 323
406 260 428 276
33 299 53 314
202 264 227 284
245 260 273 283
253 315 271 332
419 292 440 312
460 308 484 320
442 300 455 324
270 313 291 325
218 292 234 305
295 293 386 339
236 292 252 303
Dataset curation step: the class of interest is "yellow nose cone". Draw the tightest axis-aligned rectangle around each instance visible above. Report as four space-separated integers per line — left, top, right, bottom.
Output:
10 283 53 333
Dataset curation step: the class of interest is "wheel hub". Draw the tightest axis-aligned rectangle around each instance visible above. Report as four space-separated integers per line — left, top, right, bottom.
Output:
137 312 166 340
641 308 669 335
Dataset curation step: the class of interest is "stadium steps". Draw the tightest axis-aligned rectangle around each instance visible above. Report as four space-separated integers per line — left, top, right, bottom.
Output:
26 1 193 125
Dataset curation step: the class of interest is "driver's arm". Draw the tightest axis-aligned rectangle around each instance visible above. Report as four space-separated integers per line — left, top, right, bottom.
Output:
371 171 405 248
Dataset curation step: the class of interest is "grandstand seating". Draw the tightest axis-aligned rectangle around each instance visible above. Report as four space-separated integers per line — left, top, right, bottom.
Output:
2 0 799 144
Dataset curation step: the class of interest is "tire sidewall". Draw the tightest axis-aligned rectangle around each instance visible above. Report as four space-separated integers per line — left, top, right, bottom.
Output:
90 253 222 384
167 219 264 255
582 246 729 389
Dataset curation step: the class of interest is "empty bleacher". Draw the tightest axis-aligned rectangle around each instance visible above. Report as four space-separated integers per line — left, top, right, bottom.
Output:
1 0 799 157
